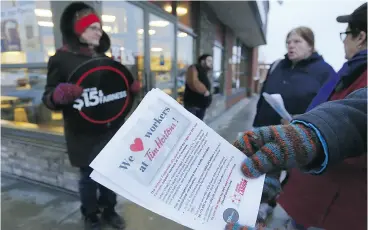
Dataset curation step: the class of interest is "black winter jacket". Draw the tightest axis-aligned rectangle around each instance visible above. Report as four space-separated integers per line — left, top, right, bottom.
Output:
42 2 135 167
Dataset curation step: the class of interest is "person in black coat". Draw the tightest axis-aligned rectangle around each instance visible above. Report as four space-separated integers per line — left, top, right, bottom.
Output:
183 54 213 120
42 2 140 230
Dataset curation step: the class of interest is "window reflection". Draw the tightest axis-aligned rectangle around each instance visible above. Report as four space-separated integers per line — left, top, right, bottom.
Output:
149 13 174 96
240 46 252 89
0 2 147 134
213 46 223 94
151 1 172 12
177 31 194 104
154 1 192 28
1 1 55 64
102 1 144 99
230 42 251 91
1 68 64 134
231 40 242 90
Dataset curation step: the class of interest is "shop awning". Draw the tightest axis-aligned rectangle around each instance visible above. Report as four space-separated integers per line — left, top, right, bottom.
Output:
207 1 268 47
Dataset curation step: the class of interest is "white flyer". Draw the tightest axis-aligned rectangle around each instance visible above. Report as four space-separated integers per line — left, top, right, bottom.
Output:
90 170 182 223
90 89 265 229
262 92 293 121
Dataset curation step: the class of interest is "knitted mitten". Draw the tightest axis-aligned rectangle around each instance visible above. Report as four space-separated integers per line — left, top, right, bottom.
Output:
234 135 282 203
130 80 141 93
52 83 83 105
234 124 322 178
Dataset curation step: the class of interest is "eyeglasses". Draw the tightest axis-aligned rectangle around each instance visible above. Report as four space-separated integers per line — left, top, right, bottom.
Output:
340 31 354 41
87 25 102 33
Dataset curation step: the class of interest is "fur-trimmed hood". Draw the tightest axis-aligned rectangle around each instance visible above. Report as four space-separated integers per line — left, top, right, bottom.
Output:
60 2 110 53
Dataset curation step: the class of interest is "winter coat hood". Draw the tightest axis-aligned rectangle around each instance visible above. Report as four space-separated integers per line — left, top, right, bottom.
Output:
60 2 110 54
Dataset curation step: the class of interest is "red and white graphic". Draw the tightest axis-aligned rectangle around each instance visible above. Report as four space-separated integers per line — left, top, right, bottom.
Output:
130 138 144 152
230 178 248 206
235 178 248 196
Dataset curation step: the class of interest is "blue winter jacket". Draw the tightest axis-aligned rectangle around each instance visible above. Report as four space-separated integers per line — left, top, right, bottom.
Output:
306 49 367 111
253 52 337 127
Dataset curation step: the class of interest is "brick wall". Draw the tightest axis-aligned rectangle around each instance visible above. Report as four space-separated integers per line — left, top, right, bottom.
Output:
196 2 217 56
250 47 259 96
224 28 234 97
1 137 79 192
194 2 256 120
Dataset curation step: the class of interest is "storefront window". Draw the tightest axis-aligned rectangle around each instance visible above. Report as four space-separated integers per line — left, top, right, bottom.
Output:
153 1 192 28
1 1 55 64
150 1 172 12
213 45 223 95
102 1 144 95
242 45 252 78
149 13 175 96
1 68 64 134
176 31 194 104
231 39 242 90
239 45 252 89
0 2 145 134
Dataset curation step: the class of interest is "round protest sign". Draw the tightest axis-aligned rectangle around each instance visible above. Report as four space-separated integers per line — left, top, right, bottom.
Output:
68 57 133 125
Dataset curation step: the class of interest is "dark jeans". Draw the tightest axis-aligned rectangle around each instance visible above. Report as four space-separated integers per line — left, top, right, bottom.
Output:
79 166 117 216
184 106 206 120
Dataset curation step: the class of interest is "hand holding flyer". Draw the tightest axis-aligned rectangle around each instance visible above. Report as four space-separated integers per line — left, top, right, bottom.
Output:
90 88 265 230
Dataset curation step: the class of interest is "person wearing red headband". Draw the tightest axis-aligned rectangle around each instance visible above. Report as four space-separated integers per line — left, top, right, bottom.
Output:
42 2 140 230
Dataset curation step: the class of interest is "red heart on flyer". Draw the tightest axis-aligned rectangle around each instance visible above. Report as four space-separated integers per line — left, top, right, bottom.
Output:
130 138 144 152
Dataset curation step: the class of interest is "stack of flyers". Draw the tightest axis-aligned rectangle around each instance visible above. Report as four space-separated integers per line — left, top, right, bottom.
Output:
90 88 265 230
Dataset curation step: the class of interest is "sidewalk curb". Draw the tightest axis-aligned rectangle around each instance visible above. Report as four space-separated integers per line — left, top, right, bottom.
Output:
2 172 133 204
2 172 79 197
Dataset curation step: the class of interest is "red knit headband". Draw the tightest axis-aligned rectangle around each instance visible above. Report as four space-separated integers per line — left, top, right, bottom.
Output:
74 13 101 35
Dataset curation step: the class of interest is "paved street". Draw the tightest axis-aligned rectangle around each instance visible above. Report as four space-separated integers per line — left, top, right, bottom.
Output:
1 96 289 230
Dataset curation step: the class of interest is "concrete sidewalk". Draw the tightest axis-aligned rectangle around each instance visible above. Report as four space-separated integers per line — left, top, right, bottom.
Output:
1 175 189 230
1 96 288 230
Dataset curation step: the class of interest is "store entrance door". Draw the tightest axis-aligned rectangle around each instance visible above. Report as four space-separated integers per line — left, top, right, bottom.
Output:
142 9 177 98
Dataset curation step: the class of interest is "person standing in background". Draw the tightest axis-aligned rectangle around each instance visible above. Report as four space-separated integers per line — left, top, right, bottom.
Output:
253 26 337 221
306 5 367 111
230 3 367 230
183 54 213 120
227 87 367 230
276 3 367 230
254 26 337 128
42 2 140 230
